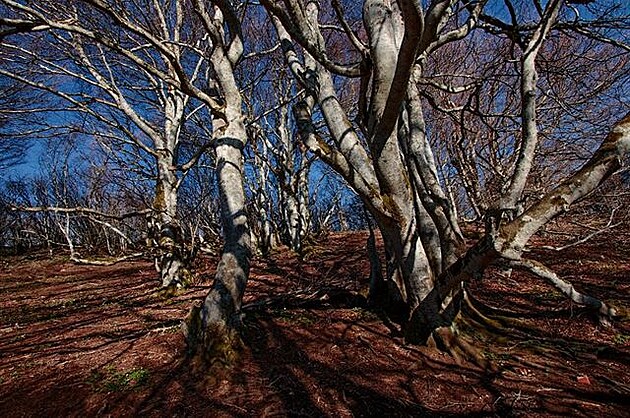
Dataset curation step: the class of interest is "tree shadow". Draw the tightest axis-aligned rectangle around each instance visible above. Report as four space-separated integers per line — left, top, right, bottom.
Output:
243 316 453 417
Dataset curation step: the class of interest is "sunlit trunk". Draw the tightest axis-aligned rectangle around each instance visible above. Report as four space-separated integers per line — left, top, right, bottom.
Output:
253 150 273 256
152 91 189 289
263 0 629 359
184 33 251 361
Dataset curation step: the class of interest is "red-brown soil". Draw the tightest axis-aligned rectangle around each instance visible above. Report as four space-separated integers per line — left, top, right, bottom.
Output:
1 230 629 417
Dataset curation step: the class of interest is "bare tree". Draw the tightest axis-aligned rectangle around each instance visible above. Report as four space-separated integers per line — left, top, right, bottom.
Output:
4 137 149 258
180 0 251 362
250 99 313 254
2 0 628 368
260 0 630 361
0 0 254 362
0 0 233 288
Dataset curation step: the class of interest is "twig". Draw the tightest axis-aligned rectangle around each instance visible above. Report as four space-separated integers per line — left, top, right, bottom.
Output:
70 252 144 266
242 287 322 310
542 208 621 251
11 205 152 220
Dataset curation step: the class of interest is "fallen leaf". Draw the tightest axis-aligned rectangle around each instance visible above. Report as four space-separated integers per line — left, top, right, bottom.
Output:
577 375 591 385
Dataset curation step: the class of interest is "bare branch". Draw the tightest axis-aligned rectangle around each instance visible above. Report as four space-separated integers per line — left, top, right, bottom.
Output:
260 0 365 77
11 205 152 221
509 258 615 326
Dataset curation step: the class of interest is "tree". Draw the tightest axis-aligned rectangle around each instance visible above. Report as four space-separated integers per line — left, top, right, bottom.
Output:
0 0 236 288
1 0 253 360
248 90 314 254
179 0 252 362
260 0 629 361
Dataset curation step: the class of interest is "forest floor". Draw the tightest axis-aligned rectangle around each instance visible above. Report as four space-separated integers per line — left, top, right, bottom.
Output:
1 227 629 417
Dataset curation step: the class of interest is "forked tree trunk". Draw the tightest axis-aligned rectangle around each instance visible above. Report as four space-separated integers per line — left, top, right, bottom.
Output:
266 0 629 360
274 0 441 328
361 0 442 331
408 113 630 345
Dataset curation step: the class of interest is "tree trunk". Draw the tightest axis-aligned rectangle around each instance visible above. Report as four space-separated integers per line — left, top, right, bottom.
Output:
183 33 251 364
276 99 311 254
148 88 190 290
152 153 189 289
501 0 563 211
252 149 274 256
264 0 629 364
296 151 311 244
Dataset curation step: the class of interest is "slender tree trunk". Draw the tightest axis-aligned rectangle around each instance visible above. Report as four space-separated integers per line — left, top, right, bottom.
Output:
501 0 564 211
276 100 311 253
145 88 190 290
254 150 273 256
153 151 188 289
296 155 311 245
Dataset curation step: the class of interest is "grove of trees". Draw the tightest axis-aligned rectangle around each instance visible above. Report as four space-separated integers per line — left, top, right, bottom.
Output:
1 0 629 366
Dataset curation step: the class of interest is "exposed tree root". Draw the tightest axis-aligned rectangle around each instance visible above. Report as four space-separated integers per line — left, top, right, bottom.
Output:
431 289 523 373
405 290 500 372
431 324 498 373
401 269 619 372
509 258 617 326
420 286 594 372
463 289 530 332
459 288 628 367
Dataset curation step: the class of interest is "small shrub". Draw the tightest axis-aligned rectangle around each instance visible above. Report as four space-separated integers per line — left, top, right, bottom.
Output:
613 333 630 345
273 308 316 325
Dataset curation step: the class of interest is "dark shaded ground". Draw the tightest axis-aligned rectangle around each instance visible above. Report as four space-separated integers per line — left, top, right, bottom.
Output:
0 229 629 417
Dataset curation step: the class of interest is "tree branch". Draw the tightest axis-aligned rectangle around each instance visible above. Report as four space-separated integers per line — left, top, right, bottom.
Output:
11 206 152 221
509 258 615 325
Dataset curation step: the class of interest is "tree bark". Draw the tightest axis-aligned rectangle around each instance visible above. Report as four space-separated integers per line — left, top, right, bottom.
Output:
501 0 564 210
